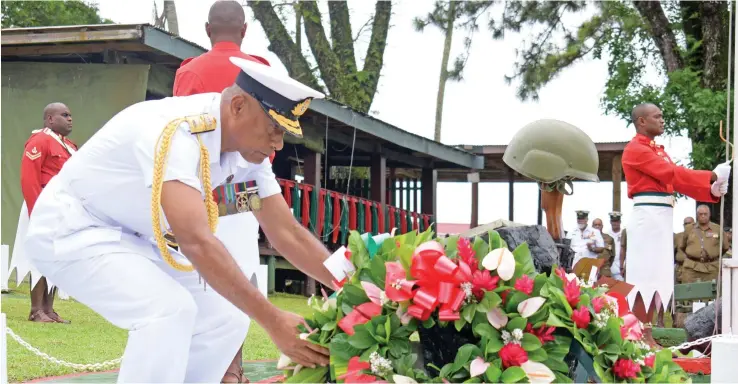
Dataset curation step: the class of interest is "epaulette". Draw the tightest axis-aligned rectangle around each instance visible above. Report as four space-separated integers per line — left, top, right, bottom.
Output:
185 114 217 134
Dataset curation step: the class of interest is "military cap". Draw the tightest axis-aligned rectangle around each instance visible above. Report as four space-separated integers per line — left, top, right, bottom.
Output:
229 56 324 138
609 212 622 221
575 210 589 219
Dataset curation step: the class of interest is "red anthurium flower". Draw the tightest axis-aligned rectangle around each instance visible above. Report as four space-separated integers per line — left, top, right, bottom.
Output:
571 306 591 329
457 237 477 273
337 302 382 335
338 356 376 383
644 354 655 368
555 267 567 281
591 296 607 314
471 270 499 301
514 275 534 295
499 343 529 368
563 278 581 308
384 262 415 302
613 358 641 379
525 323 556 344
606 291 630 317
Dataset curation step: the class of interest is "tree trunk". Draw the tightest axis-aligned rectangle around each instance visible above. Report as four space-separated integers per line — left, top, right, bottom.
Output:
699 1 727 90
294 3 302 52
434 1 456 143
633 1 684 72
163 0 178 36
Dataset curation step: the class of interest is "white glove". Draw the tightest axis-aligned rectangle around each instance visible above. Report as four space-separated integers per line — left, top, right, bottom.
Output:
712 180 729 197
713 161 732 183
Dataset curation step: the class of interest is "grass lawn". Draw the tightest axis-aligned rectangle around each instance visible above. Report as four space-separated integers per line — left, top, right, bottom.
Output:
2 283 310 383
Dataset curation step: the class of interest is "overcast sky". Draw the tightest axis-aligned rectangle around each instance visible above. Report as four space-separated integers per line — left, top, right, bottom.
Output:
97 0 703 233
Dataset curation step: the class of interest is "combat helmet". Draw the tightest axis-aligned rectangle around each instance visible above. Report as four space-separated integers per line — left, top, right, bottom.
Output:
503 119 599 184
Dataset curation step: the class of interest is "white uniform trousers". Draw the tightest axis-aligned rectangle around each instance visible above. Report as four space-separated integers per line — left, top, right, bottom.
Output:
32 249 250 383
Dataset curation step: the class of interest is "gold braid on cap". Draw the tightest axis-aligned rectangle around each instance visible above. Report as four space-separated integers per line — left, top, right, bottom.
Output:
151 115 219 272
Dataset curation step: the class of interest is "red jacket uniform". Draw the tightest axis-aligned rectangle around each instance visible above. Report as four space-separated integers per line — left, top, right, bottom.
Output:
21 128 77 214
173 41 275 163
622 133 717 203
173 41 270 96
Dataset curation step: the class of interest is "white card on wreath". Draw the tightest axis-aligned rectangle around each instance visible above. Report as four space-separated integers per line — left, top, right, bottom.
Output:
323 246 355 281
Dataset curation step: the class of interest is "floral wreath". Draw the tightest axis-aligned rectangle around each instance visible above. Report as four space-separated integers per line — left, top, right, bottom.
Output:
278 229 690 383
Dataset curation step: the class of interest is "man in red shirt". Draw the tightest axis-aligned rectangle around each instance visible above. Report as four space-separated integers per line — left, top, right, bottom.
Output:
622 103 730 347
16 102 77 323
173 2 274 381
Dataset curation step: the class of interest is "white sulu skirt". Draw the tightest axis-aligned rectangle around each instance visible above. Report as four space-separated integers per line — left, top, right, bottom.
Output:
625 193 675 312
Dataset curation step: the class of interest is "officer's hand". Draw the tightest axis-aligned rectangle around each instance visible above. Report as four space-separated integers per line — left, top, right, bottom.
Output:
267 309 329 368
712 180 729 197
713 162 732 182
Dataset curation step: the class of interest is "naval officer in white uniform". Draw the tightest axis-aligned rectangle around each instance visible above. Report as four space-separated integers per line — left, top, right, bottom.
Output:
23 57 335 383
566 210 605 269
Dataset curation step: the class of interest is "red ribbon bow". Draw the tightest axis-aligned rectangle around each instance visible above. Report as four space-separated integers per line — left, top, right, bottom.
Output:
406 241 471 321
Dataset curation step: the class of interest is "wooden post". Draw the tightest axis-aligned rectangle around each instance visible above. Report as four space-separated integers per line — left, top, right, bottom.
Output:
421 169 437 231
612 154 622 212
537 188 543 225
413 179 419 213
471 182 479 228
302 151 320 296
389 168 396 205
267 255 276 294
371 154 386 234
508 168 515 222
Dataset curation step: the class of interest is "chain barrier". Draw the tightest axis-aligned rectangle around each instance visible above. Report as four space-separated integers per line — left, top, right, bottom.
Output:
5 326 121 371
668 333 737 353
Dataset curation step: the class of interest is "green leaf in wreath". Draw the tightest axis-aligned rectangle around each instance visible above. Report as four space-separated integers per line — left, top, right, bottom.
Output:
488 230 503 250
521 333 542 351
439 363 455 379
444 235 460 259
284 366 329 383
473 323 500 339
455 318 467 332
369 254 387 287
348 231 371 269
512 242 536 277
388 337 412 358
602 343 621 355
472 236 489 266
500 366 526 383
348 327 378 349
505 292 529 313
342 284 370 307
422 317 436 329
579 293 591 308
506 316 527 332
485 364 502 383
545 311 568 328
543 357 569 373
533 274 548 296
548 287 573 315
359 344 379 361
330 333 364 362
527 347 548 362
592 359 611 384
415 226 434 246
485 336 504 354
452 344 479 372
462 303 477 323
477 291 502 313
397 244 415 274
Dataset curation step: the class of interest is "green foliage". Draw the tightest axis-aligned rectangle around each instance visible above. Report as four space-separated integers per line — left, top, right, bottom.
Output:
1 0 112 28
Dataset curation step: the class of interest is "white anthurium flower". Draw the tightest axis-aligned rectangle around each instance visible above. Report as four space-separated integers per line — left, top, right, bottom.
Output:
293 365 303 374
487 307 509 329
277 354 293 369
322 297 337 312
392 374 419 384
469 357 490 377
520 361 556 383
565 272 579 283
517 297 546 318
482 248 516 281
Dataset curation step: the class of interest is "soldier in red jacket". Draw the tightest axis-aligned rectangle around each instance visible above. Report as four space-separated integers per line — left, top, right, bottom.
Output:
19 102 77 323
622 103 730 347
173 2 274 381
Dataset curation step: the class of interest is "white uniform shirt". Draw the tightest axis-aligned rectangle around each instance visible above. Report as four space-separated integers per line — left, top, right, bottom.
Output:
25 93 281 262
567 226 604 266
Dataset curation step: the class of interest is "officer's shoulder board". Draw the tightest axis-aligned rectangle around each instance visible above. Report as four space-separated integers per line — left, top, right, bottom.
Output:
183 113 217 135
